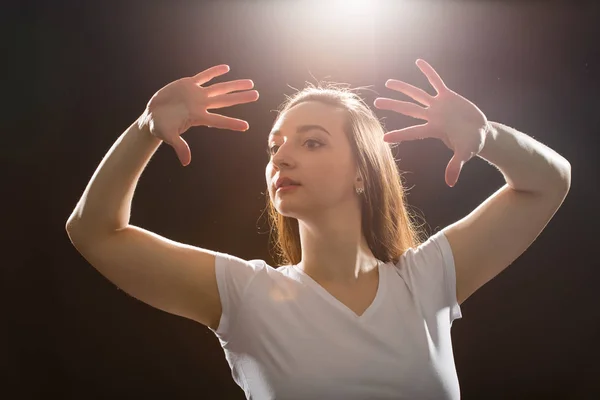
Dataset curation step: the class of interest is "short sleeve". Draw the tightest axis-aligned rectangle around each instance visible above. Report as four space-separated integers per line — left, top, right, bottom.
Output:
395 230 462 325
209 252 265 341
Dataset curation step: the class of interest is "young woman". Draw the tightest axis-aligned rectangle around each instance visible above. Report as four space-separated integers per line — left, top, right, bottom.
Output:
66 61 571 399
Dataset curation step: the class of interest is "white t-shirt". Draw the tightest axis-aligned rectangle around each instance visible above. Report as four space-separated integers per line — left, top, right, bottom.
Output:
209 230 463 399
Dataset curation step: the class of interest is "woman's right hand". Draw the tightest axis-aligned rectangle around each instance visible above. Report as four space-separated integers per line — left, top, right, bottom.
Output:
139 64 259 166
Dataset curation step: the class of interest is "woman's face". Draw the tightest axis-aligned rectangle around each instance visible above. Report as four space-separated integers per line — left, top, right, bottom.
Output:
265 101 359 219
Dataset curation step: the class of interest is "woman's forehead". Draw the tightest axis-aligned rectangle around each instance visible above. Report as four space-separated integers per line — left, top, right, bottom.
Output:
272 101 345 135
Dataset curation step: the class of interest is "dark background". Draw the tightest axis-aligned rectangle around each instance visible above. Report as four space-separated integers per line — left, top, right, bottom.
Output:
4 0 599 398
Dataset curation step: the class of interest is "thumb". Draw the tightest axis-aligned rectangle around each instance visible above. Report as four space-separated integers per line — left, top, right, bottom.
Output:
170 136 191 166
446 154 466 187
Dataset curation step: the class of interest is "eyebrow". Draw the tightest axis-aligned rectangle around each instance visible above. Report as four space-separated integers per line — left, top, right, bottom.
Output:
268 124 331 141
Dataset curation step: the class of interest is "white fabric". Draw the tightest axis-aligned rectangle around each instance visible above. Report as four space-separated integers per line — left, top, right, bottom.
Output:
209 230 463 399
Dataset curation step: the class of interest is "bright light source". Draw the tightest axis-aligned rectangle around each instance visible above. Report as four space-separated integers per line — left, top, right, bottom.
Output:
324 0 378 17
308 0 381 26
340 0 371 16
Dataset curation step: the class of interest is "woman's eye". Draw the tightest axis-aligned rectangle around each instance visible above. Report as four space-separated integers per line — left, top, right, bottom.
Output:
266 145 279 156
305 139 323 149
266 140 322 156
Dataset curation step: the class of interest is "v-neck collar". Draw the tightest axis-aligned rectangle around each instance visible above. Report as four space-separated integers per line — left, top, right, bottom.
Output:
291 261 385 321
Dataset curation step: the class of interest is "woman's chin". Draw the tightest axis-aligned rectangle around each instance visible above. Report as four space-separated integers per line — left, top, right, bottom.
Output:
275 203 303 219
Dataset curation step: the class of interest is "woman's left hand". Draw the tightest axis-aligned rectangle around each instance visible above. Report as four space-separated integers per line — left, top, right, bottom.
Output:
374 59 490 187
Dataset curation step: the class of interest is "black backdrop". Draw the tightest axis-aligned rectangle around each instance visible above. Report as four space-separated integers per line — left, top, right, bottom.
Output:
4 0 600 398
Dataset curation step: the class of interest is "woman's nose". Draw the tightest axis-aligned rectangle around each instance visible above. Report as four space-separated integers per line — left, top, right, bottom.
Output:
272 144 293 168
273 156 291 169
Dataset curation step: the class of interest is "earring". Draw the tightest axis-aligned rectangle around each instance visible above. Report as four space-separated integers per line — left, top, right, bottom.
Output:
355 176 364 195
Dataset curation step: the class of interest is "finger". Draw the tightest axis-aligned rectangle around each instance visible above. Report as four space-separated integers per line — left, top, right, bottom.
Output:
383 124 431 143
374 98 427 120
201 112 250 131
384 79 432 107
206 90 259 109
191 64 230 86
416 59 449 95
205 79 255 97
170 136 192 166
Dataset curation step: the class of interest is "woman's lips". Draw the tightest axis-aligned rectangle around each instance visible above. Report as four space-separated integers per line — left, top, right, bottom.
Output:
276 184 301 193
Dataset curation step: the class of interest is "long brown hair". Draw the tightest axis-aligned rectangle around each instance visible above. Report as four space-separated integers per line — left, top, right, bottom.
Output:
265 82 428 267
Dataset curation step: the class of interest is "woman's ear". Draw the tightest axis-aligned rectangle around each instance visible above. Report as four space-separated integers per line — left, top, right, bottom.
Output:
355 170 363 183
